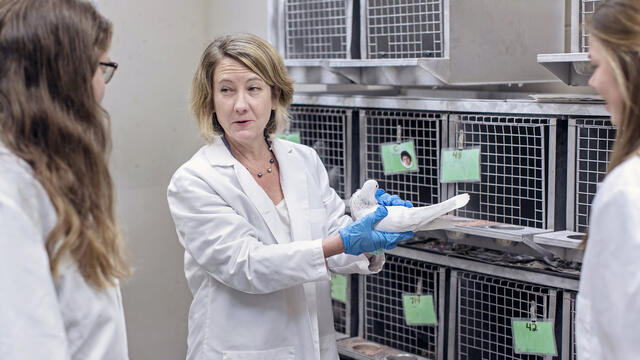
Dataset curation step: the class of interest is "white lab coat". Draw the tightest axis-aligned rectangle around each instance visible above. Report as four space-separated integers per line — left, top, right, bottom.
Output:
0 142 129 360
167 137 383 360
576 155 640 360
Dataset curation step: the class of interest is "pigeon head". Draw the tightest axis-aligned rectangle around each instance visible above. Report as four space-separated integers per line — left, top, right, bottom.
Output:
360 179 379 205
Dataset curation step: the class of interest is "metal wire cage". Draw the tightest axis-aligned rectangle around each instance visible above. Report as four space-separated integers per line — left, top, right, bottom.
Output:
362 254 445 359
288 105 351 199
331 273 350 335
450 270 558 360
364 0 444 59
579 0 604 52
284 0 350 59
359 109 441 206
446 114 556 229
568 118 615 233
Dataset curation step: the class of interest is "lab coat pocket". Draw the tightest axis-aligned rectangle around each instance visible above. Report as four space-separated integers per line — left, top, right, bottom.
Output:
222 346 295 360
309 208 327 238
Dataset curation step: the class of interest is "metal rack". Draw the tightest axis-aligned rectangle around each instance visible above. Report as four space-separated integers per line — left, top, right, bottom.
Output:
567 118 615 233
450 270 558 360
562 291 577 360
578 0 604 53
361 254 445 359
288 105 352 199
446 114 556 229
364 0 444 59
359 109 442 206
284 0 350 59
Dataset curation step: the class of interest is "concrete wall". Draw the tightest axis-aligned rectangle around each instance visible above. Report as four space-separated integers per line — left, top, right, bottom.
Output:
98 1 268 359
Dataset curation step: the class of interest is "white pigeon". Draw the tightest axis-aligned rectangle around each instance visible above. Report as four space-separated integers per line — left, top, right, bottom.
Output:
350 179 470 232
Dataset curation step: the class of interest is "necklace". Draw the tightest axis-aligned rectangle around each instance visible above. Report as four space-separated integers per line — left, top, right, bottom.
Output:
256 136 275 178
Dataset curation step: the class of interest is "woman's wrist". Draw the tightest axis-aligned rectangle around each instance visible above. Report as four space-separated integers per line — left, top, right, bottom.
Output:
322 233 345 258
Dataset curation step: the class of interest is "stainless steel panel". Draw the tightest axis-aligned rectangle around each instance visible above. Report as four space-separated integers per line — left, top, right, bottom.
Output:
363 254 443 359
292 94 609 118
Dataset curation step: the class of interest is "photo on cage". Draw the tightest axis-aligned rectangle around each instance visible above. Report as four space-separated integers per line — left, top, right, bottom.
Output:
380 140 419 175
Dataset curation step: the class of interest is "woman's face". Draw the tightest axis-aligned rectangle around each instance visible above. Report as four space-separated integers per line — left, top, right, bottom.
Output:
92 52 110 104
588 38 623 126
213 57 277 145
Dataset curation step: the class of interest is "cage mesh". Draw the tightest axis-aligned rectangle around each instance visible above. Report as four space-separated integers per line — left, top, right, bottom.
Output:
456 271 555 360
364 254 441 358
366 0 444 59
362 109 440 206
572 118 615 233
580 0 604 52
285 0 348 59
450 115 553 229
289 105 348 199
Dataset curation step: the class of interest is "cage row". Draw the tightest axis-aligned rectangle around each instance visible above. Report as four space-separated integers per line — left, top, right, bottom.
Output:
288 104 615 234
332 252 578 360
278 0 601 60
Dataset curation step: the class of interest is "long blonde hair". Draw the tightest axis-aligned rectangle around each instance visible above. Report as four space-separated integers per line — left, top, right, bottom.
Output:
0 0 130 288
191 33 294 142
582 0 640 244
589 0 640 171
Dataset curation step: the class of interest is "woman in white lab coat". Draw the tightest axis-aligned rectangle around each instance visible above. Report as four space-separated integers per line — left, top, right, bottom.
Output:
167 33 413 360
577 0 640 358
0 0 130 359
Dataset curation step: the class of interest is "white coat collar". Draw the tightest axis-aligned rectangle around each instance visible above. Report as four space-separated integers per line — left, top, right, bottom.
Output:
202 137 312 244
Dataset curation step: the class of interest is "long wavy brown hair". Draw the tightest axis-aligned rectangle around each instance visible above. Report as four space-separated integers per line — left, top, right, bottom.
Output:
0 0 130 288
584 0 640 244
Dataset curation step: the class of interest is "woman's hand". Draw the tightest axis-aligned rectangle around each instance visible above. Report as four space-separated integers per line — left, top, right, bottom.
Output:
338 206 413 255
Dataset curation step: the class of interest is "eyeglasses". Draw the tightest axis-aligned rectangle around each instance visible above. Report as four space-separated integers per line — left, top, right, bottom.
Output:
99 61 118 84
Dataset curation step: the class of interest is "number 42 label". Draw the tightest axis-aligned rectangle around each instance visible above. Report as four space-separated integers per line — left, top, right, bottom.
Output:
511 319 557 356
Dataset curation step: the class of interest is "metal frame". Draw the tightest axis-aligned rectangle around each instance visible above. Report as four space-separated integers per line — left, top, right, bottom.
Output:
359 108 442 206
562 291 577 360
359 254 446 360
362 0 445 59
282 0 353 59
566 118 615 233
577 0 604 53
288 104 353 199
449 269 558 360
444 114 557 230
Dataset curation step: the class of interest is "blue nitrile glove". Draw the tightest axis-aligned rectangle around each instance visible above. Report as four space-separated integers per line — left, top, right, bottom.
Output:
375 188 413 208
338 206 414 255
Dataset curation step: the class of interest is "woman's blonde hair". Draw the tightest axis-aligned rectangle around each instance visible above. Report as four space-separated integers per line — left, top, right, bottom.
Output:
583 0 640 244
589 0 640 172
0 0 130 288
191 33 294 142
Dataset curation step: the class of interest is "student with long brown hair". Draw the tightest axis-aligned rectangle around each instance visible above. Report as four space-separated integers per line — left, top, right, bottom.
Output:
577 0 640 358
0 0 131 358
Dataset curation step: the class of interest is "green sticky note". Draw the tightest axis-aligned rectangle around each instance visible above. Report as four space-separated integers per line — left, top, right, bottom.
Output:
330 273 347 303
277 133 301 144
440 148 481 183
403 294 437 325
511 320 557 355
380 141 419 175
